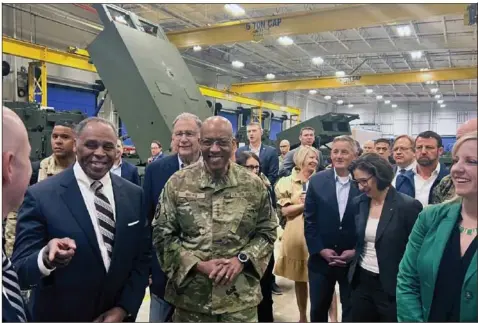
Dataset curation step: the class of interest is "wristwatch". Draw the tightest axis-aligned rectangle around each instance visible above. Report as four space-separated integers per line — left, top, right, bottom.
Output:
237 252 250 264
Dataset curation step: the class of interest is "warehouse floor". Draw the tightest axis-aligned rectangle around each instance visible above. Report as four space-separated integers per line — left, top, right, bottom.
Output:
137 237 342 322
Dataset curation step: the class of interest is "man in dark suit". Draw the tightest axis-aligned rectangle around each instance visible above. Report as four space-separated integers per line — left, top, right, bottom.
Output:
304 135 360 322
12 117 151 322
236 122 279 186
111 139 140 186
2 107 33 322
396 131 449 207
143 112 202 322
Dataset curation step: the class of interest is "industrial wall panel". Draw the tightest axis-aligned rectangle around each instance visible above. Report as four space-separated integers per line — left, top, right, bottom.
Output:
270 119 283 140
47 83 98 116
219 110 239 134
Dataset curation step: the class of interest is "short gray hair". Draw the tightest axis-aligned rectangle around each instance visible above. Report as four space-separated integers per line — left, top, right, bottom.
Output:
75 117 117 137
172 113 202 130
332 135 358 155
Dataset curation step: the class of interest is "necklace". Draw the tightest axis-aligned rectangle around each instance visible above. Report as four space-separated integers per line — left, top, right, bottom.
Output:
459 225 478 236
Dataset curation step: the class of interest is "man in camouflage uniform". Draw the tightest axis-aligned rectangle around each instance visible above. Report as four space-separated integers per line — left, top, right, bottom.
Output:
153 116 277 322
4 120 76 257
431 117 477 204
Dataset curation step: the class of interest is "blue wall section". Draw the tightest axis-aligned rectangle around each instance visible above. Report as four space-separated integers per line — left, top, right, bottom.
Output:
270 119 283 140
46 84 98 116
442 136 457 153
219 110 239 134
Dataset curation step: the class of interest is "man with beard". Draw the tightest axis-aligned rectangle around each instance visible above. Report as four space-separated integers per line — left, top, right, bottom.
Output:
12 117 151 322
396 131 449 207
153 116 277 322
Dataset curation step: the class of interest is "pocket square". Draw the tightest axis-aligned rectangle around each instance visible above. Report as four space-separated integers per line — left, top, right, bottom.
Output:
128 220 140 226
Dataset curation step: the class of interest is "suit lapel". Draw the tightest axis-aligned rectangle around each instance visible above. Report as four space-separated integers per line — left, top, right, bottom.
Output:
464 252 477 286
357 195 370 243
59 168 103 265
375 188 397 243
326 170 340 218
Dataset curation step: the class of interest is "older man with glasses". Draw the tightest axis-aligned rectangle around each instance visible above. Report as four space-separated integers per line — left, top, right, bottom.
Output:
391 135 417 187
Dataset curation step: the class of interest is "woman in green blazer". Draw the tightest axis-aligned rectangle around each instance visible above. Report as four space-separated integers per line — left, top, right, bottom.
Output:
396 131 478 322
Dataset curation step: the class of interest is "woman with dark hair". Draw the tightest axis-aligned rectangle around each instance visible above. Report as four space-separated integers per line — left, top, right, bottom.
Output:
347 153 422 322
236 150 274 323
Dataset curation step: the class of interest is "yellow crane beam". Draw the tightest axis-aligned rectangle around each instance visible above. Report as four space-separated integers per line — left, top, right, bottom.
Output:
2 36 300 116
166 4 468 48
229 67 478 93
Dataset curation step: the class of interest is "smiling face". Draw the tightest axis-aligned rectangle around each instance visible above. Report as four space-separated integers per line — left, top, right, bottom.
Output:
200 117 234 177
172 118 200 163
76 121 117 180
353 168 378 197
302 151 319 173
451 139 477 199
331 140 356 172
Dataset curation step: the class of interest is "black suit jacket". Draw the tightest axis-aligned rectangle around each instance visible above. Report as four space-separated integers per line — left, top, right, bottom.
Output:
12 167 151 321
348 187 423 296
304 169 360 273
120 160 140 186
142 154 180 299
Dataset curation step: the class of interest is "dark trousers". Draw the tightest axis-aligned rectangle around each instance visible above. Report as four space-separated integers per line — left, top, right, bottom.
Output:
350 267 397 322
309 266 352 322
257 254 274 322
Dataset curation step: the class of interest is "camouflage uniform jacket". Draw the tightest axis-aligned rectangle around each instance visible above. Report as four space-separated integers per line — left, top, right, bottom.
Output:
431 174 455 204
38 154 68 182
153 161 278 315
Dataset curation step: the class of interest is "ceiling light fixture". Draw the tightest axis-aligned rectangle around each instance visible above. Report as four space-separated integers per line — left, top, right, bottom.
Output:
193 45 202 52
396 26 411 37
348 104 354 108
392 104 398 108
337 100 344 105
335 71 346 77
324 95 331 100
430 88 439 94
312 57 324 65
435 94 442 99
265 73 275 80
420 68 429 72
231 60 244 68
440 104 446 108
365 89 373 94
224 4 245 16
437 99 444 104
376 95 383 100
309 89 317 95
410 51 423 59
385 100 391 104
277 36 294 46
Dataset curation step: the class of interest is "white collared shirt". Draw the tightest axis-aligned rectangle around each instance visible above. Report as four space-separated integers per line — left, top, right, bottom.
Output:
334 168 352 221
249 143 262 157
413 162 441 207
111 159 122 177
38 162 117 276
392 160 416 187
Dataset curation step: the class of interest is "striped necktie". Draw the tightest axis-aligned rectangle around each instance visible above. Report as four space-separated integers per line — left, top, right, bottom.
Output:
2 249 27 322
91 181 115 260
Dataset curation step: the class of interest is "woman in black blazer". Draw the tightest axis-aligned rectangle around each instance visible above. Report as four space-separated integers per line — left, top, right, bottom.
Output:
347 153 423 322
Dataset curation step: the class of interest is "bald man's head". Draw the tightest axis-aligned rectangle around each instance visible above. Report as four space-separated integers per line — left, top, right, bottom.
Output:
363 140 375 154
200 116 234 178
457 118 477 139
280 139 290 155
3 107 32 217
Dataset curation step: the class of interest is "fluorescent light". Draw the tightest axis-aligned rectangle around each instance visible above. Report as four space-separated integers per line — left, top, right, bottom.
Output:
392 104 398 108
193 45 202 52
312 57 324 65
335 71 346 77
396 26 411 37
435 94 442 99
365 89 373 94
410 51 423 59
440 104 446 108
277 36 294 46
437 100 444 104
430 88 439 94
348 104 354 108
376 95 383 100
224 4 245 16
265 73 275 80
426 80 435 85
231 60 244 68
324 95 331 100
420 68 429 72
385 100 391 104
309 89 317 95
337 100 344 105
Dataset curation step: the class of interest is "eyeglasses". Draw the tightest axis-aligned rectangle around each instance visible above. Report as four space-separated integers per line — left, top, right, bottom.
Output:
173 131 197 138
393 146 412 152
245 165 260 171
200 138 232 148
352 175 374 186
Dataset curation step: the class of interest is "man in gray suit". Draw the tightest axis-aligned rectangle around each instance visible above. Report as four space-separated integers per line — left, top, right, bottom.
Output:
279 126 323 177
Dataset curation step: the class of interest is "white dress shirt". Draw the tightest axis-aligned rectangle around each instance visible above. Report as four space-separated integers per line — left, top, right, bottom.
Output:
413 162 441 207
391 160 416 187
38 162 117 276
249 143 262 157
110 159 122 177
334 169 352 221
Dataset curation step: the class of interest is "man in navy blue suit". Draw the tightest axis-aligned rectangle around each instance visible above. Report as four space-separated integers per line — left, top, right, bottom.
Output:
12 117 151 322
304 135 360 322
2 107 33 322
111 139 140 186
143 112 202 322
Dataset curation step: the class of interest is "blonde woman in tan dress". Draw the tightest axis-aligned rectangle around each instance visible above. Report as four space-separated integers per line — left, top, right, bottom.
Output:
274 145 319 322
